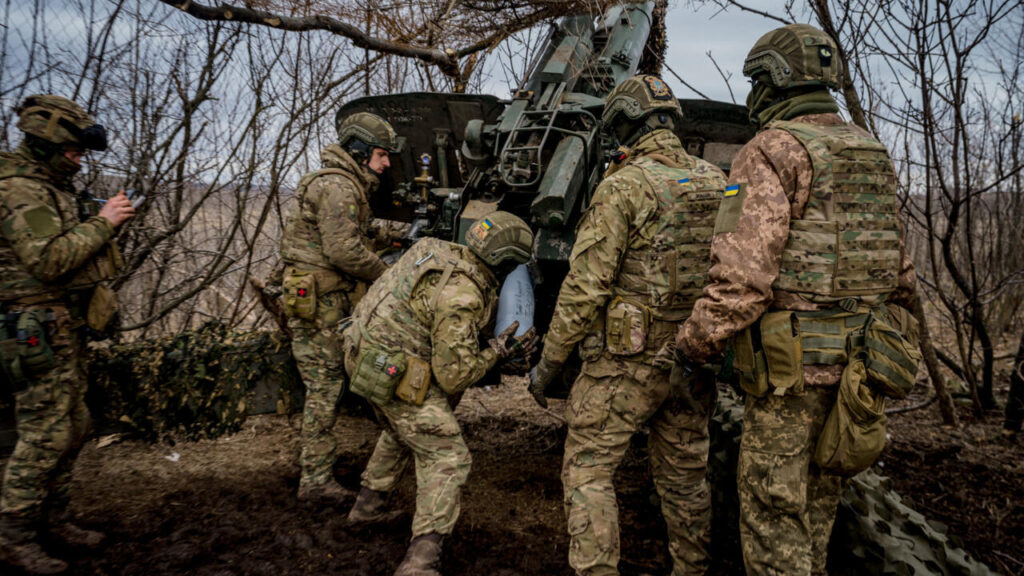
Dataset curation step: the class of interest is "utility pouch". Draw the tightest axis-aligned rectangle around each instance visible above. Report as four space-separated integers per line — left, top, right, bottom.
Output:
814 360 887 476
16 309 56 378
732 325 769 397
282 269 317 321
395 356 432 405
348 343 406 406
863 310 922 399
0 313 25 392
86 284 119 332
760 311 804 396
605 298 649 356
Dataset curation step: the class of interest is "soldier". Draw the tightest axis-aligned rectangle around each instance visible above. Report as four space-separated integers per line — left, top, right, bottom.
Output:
343 212 538 576
529 75 727 575
280 111 399 503
674 24 917 576
0 95 134 574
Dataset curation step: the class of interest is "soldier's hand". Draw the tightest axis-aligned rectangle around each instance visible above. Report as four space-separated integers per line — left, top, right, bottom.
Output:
489 321 522 361
98 191 135 228
669 350 717 415
529 357 562 409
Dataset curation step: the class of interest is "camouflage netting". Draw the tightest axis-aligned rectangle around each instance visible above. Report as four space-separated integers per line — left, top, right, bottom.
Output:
86 321 304 441
709 389 996 576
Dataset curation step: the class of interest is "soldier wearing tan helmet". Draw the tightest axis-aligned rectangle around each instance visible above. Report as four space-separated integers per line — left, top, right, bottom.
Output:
0 95 135 574
343 212 538 576
530 74 727 575
279 110 401 503
674 24 918 575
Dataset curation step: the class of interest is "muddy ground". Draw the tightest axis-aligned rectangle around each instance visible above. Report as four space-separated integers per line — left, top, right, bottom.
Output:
2 380 1022 576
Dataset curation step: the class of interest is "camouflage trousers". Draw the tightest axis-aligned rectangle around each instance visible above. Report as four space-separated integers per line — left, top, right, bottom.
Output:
361 392 470 537
287 290 350 489
562 356 712 576
738 384 842 576
1 322 89 539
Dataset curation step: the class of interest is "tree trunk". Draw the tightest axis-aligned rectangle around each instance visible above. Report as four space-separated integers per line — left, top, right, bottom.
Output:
1005 329 1024 433
915 296 959 427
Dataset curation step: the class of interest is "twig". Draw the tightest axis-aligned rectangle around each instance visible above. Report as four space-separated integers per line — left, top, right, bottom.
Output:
885 395 938 415
661 61 711 100
705 51 735 104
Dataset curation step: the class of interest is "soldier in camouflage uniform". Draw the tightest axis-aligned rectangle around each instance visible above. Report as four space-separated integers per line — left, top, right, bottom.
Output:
529 75 727 576
280 111 400 503
343 212 537 576
0 95 134 574
674 25 918 576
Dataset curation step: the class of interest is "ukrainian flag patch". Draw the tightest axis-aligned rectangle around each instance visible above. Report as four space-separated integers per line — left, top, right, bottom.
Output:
677 178 692 186
481 219 492 230
725 184 741 197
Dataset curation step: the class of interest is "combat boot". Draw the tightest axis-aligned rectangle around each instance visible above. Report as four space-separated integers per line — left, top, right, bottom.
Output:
49 521 105 549
0 517 67 575
297 479 356 504
347 487 403 525
394 533 443 576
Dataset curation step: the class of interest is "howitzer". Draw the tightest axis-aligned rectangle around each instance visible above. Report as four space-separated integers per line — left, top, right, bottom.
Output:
338 1 754 393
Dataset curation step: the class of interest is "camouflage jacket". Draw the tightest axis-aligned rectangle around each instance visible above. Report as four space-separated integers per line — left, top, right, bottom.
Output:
280 144 387 295
541 130 727 365
349 238 499 395
677 113 917 371
0 145 116 306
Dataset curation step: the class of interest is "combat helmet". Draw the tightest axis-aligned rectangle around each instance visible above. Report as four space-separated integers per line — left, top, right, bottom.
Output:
335 111 399 157
464 211 534 268
15 94 107 151
742 23 842 90
601 75 682 147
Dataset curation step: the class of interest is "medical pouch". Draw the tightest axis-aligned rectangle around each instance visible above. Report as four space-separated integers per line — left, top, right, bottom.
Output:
395 356 432 405
733 325 769 397
814 360 887 476
759 311 804 396
283 269 317 321
348 344 406 406
863 310 922 399
605 298 649 356
16 309 55 378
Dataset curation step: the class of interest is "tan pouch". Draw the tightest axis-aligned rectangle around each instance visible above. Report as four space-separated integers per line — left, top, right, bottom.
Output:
863 310 922 399
349 343 406 405
814 360 887 476
733 325 769 397
87 284 119 332
605 298 649 356
760 311 804 396
395 356 432 405
283 269 317 321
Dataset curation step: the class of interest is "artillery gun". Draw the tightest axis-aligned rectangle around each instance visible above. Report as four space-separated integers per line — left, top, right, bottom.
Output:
336 1 753 381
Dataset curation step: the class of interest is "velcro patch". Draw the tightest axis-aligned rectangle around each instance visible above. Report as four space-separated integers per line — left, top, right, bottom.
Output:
644 76 673 100
24 206 60 237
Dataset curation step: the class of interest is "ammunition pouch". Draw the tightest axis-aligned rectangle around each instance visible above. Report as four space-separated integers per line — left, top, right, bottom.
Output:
733 311 803 398
348 339 406 406
282 268 318 321
395 356 432 405
605 298 650 356
86 284 119 333
0 309 57 393
863 309 922 399
814 359 887 476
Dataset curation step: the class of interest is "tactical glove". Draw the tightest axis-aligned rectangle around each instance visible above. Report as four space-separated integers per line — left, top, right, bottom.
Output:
489 321 539 373
669 349 717 415
529 357 563 409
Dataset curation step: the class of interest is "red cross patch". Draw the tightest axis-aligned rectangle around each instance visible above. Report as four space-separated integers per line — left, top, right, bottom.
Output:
297 288 307 297
386 365 398 376
27 336 39 347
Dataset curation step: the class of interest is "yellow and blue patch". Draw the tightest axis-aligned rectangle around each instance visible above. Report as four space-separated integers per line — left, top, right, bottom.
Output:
481 219 492 230
725 184 741 197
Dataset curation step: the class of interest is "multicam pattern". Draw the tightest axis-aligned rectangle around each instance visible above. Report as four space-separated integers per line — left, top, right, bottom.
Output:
280 144 386 489
541 129 725 576
0 146 112 541
350 239 498 538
